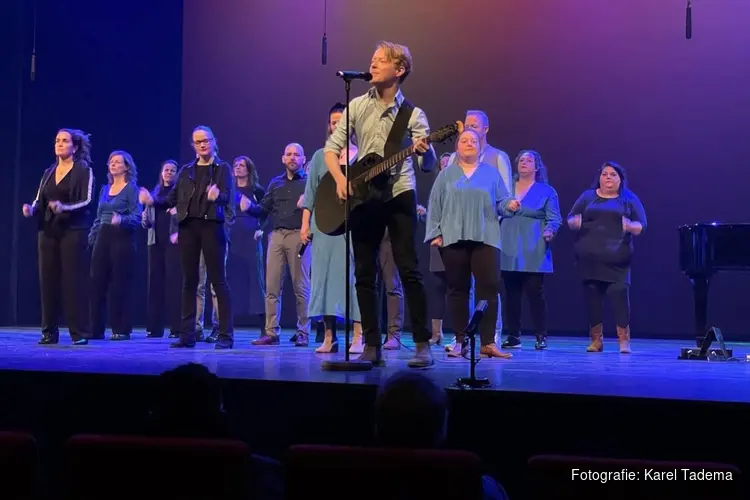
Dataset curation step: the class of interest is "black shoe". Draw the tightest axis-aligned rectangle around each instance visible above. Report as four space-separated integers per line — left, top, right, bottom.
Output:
170 337 196 348
146 331 164 338
290 333 298 343
534 335 548 350
501 335 522 349
205 331 219 343
214 336 233 349
73 338 88 345
110 333 131 341
38 334 59 345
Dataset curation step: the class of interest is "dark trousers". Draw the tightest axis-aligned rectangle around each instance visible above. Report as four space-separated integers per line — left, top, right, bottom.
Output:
178 219 232 341
500 271 547 337
431 271 448 320
584 279 630 328
38 229 90 340
440 242 500 345
350 190 429 346
146 240 182 336
90 225 135 336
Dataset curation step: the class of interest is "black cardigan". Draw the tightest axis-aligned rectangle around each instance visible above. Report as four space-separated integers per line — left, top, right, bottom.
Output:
32 162 95 231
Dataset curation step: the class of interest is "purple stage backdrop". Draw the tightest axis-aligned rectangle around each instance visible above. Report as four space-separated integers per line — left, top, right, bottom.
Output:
181 0 750 338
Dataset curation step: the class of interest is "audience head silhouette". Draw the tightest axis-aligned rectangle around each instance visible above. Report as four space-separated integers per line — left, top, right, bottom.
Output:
151 363 226 437
374 370 448 449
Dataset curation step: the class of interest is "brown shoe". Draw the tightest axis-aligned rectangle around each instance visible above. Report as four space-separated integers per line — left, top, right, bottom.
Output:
617 326 631 354
407 341 434 368
587 324 603 352
357 345 385 367
480 343 513 359
252 335 280 346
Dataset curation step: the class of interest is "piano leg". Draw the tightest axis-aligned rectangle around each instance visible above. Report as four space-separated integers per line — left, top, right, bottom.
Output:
690 275 710 348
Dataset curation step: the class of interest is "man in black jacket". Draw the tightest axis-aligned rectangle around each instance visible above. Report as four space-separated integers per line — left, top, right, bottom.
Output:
140 125 234 349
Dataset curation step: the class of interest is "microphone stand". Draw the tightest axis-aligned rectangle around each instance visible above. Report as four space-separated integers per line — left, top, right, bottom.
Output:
322 76 372 372
455 301 491 388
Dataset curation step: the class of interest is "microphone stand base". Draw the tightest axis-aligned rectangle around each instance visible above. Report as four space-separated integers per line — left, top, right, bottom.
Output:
321 359 373 372
455 377 491 389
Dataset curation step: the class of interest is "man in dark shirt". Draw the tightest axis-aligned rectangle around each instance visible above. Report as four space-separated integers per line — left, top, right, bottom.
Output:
241 143 311 346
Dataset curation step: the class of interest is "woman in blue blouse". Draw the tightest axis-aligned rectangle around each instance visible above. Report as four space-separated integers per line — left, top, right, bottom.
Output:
567 162 647 354
499 150 561 350
425 129 511 359
88 150 142 340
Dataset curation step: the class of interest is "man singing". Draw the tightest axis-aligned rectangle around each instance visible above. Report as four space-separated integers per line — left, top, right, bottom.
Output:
324 41 437 368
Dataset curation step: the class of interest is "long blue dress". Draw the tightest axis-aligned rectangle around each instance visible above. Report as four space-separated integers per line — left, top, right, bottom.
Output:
302 149 361 321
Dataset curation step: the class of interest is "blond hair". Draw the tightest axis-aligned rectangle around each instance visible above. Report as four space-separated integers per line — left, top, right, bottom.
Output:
376 41 413 83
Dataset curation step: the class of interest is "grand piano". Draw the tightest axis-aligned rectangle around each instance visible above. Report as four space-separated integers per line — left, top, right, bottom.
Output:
678 222 750 347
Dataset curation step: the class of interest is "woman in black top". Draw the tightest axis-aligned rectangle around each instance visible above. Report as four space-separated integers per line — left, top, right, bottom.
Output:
22 128 95 345
567 162 647 354
139 125 234 349
228 156 266 326
143 160 181 339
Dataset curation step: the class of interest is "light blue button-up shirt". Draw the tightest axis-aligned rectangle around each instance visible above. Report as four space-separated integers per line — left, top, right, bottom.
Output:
323 87 437 200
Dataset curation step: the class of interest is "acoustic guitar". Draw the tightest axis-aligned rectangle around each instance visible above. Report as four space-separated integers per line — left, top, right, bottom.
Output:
314 121 463 236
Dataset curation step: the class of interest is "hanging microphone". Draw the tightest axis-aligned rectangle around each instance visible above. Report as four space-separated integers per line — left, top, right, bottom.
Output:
686 0 692 39
336 71 372 81
31 52 36 81
321 34 327 65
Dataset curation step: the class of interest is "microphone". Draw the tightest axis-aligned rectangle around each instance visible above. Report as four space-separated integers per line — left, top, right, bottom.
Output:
686 0 692 40
336 71 372 81
321 34 327 65
298 236 312 258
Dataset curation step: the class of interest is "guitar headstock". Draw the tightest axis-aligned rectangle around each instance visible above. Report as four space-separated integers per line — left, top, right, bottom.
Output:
428 121 464 144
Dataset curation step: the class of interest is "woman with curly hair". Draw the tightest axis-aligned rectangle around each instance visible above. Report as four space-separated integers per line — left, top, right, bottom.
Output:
567 161 647 354
88 150 142 340
498 150 561 351
22 128 95 345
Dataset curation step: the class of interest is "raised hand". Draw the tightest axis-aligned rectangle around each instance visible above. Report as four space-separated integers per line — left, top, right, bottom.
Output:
48 200 63 214
138 187 154 206
568 214 582 230
240 194 252 212
206 184 219 201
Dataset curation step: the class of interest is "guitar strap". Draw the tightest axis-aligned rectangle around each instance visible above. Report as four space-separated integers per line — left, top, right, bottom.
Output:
384 98 415 161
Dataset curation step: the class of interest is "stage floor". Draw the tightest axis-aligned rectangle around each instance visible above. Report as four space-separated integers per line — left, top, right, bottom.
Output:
1 327 749 404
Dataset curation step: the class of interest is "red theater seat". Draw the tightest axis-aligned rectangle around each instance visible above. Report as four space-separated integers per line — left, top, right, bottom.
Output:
0 431 38 500
528 454 743 499
286 444 483 500
64 434 249 499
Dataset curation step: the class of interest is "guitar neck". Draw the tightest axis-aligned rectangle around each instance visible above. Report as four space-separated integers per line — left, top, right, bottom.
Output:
359 144 417 184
